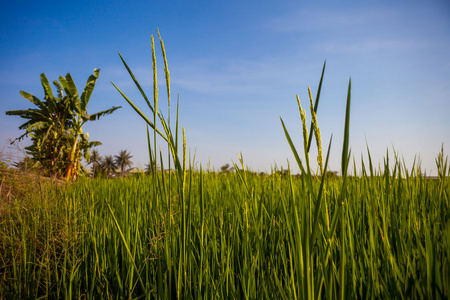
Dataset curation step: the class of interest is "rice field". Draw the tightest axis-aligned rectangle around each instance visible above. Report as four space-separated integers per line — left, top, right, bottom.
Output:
1 32 449 299
1 159 449 299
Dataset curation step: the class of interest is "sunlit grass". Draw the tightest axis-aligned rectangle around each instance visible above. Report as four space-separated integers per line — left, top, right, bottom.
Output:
1 166 448 299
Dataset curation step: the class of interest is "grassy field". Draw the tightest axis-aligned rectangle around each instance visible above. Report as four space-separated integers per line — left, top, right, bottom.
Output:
1 162 449 299
1 32 449 299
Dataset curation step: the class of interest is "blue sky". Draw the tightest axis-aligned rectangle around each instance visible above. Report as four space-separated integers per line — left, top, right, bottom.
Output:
1 0 449 175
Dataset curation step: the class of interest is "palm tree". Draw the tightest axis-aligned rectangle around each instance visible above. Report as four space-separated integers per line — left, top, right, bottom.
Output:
102 155 117 178
115 150 133 177
88 149 102 177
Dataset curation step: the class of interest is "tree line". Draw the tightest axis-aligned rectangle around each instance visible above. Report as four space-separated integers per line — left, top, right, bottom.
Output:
88 149 134 178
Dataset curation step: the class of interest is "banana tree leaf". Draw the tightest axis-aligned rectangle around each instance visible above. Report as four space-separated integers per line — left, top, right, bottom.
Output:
19 120 46 132
46 96 57 114
39 124 53 146
17 119 36 130
10 131 29 143
40 73 54 100
58 77 72 108
53 80 64 100
26 121 49 133
5 108 38 117
80 132 89 142
88 106 122 121
20 91 50 113
71 98 82 115
81 113 91 122
80 69 100 112
36 111 55 123
6 109 52 129
58 76 69 93
59 76 81 114
64 73 79 100
88 141 102 147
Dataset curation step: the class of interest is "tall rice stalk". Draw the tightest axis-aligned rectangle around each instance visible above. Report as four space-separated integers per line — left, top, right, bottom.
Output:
111 28 190 298
280 64 354 299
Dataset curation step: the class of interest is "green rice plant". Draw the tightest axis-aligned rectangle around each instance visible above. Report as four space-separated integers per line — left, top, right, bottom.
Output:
279 61 352 300
308 86 323 176
111 28 191 298
2 153 448 298
0 176 81 299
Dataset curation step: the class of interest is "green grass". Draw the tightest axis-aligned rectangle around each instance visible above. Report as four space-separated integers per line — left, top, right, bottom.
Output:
1 167 448 299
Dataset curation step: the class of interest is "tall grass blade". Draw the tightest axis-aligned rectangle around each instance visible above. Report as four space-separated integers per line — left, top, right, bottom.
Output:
341 78 351 177
111 81 168 142
105 202 147 296
307 60 326 152
116 51 154 113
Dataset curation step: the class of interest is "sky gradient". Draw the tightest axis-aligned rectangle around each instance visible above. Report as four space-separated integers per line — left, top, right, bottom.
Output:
1 0 449 175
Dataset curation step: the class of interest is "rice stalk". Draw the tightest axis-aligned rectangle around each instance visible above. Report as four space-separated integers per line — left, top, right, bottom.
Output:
297 94 309 163
308 86 323 176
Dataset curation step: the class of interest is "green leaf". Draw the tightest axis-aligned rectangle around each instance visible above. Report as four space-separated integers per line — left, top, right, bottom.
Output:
111 81 168 142
106 202 147 293
341 78 351 177
61 73 81 114
88 106 122 122
80 69 100 112
81 113 91 122
26 121 48 133
58 76 68 92
80 132 89 142
307 60 326 152
88 141 102 147
280 117 307 175
6 108 38 117
158 28 171 103
53 80 64 100
310 135 333 248
40 73 54 100
64 73 79 99
20 91 50 113
117 51 155 114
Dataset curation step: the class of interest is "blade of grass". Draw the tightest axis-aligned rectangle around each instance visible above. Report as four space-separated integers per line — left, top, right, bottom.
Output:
307 61 326 152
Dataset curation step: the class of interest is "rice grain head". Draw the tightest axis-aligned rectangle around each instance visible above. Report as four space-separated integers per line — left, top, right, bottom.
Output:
308 86 324 175
297 95 309 160
183 126 186 172
151 35 158 112
157 28 170 104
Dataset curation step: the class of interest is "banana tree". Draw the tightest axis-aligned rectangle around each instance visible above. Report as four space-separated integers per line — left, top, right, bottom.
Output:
6 75 72 175
6 69 121 180
58 69 121 180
